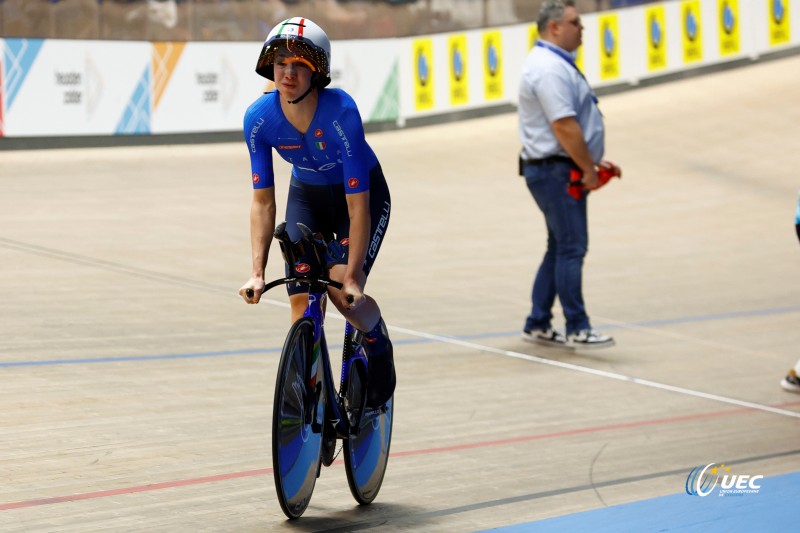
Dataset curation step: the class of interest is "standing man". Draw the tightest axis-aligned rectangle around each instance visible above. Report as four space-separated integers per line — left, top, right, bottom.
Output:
779 191 800 393
518 0 618 349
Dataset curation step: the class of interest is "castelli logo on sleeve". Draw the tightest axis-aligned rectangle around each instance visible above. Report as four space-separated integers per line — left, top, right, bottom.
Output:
252 173 260 184
314 128 323 138
295 263 311 274
348 177 359 189
340 238 349 246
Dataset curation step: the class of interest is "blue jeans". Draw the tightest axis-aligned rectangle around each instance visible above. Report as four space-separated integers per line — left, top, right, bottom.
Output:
523 161 591 335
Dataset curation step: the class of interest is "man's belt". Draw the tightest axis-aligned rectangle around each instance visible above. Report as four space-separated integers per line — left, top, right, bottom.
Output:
521 155 574 166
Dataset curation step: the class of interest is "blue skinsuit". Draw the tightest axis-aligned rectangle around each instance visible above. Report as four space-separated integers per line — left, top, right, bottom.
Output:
243 88 391 293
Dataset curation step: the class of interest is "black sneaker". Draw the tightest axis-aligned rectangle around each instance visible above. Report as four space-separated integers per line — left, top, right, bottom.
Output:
521 328 566 347
566 329 615 349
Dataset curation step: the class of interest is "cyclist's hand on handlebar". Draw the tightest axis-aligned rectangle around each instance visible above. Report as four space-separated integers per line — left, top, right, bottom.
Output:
239 278 266 304
342 278 365 311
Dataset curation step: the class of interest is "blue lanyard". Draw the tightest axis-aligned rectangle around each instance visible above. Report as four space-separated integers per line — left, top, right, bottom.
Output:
535 40 598 104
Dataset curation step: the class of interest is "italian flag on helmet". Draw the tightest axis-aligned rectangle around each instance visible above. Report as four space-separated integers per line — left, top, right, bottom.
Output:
255 17 331 88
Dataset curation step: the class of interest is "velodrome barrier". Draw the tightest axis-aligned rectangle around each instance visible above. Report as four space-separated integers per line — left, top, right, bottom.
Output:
0 0 797 140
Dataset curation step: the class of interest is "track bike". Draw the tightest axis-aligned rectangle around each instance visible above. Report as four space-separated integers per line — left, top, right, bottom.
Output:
251 222 393 519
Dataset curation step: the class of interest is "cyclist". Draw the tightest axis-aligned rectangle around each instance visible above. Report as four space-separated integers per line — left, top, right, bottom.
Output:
238 17 395 409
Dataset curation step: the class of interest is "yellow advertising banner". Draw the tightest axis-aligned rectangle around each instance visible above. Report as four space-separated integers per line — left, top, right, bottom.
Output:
646 6 667 72
528 24 539 50
681 0 703 63
768 0 791 45
718 0 740 56
448 34 468 106
482 30 503 101
413 38 434 111
598 14 620 80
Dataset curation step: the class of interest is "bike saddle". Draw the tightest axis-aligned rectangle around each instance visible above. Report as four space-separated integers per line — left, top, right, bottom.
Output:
274 222 327 280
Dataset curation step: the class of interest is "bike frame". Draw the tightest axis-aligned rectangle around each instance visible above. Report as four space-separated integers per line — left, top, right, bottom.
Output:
265 222 393 517
302 288 368 439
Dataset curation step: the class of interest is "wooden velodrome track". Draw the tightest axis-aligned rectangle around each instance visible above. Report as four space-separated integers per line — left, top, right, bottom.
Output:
2 54 800 532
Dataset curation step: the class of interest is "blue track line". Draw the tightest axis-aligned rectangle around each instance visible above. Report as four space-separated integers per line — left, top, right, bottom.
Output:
2 305 799 368
0 348 280 368
600 305 800 329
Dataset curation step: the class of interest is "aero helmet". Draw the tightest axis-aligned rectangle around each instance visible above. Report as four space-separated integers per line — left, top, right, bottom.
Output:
256 17 331 89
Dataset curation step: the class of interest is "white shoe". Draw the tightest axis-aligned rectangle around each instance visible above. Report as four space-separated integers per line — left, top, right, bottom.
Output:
521 328 566 347
566 329 615 349
780 369 800 393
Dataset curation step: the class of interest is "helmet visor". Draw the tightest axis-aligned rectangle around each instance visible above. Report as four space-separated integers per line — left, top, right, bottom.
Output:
279 55 317 72
256 39 325 79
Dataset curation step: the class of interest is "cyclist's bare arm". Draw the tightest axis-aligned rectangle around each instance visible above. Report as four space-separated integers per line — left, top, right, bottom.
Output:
240 187 276 303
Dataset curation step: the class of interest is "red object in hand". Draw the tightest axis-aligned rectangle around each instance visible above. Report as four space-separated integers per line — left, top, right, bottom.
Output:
568 163 621 200
597 163 622 187
568 169 584 200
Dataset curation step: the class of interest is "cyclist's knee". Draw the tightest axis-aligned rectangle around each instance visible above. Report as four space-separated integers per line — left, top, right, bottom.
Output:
289 294 309 323
338 296 380 331
327 263 346 281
